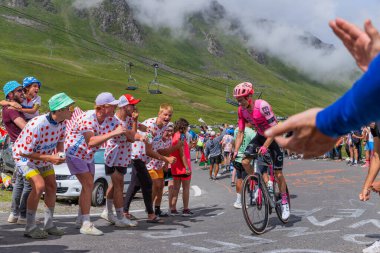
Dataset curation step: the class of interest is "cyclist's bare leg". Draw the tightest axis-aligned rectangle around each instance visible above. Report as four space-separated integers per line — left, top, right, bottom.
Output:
262 172 269 184
275 170 287 193
241 157 253 175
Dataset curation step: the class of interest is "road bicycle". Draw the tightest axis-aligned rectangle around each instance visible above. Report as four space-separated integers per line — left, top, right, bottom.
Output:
241 150 290 234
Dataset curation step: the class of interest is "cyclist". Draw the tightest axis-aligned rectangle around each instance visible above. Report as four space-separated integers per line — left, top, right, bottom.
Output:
232 82 290 220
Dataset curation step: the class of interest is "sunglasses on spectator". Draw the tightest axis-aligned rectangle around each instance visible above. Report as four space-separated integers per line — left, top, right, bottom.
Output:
13 88 23 93
59 105 75 112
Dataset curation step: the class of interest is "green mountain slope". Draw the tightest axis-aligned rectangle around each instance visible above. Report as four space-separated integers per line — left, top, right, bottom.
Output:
0 1 349 124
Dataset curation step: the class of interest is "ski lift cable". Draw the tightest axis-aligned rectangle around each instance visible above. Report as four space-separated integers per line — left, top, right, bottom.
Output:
0 9 230 100
0 5 233 89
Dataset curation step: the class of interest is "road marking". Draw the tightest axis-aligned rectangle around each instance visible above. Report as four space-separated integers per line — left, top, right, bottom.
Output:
273 227 340 237
210 212 224 217
342 234 376 245
263 249 341 253
306 216 342 227
54 209 145 218
349 219 380 229
192 185 202 196
141 230 207 239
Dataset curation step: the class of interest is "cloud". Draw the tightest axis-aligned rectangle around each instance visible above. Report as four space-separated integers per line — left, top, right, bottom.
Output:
74 0 380 83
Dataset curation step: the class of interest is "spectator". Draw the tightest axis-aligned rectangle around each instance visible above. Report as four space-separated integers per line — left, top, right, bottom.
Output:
2 81 30 225
204 125 227 180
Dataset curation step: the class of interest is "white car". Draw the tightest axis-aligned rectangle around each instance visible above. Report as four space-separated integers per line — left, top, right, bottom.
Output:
54 149 132 206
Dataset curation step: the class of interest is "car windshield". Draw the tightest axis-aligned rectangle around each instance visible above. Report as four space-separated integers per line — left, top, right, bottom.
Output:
94 149 105 164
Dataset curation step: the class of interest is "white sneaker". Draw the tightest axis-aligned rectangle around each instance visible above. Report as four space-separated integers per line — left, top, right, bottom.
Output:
233 201 242 209
100 210 116 224
17 217 27 225
80 223 103 236
8 213 18 223
281 203 290 220
363 240 380 253
114 217 138 227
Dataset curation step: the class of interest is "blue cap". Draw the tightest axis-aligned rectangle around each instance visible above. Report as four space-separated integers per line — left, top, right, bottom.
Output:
3 81 22 98
23 76 41 88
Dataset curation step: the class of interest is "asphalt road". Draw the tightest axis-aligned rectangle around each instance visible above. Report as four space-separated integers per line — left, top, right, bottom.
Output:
1 158 380 253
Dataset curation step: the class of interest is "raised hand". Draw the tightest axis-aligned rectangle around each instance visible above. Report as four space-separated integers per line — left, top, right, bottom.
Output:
265 108 337 158
329 18 380 72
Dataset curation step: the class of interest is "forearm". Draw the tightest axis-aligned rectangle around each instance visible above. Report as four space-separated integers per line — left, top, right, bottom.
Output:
363 140 380 189
146 144 169 162
263 136 274 148
88 131 119 148
21 107 38 114
158 143 181 156
179 147 189 168
21 152 53 162
316 54 380 137
364 153 380 189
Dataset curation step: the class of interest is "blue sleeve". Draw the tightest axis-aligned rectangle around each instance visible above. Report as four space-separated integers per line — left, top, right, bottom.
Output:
316 53 380 137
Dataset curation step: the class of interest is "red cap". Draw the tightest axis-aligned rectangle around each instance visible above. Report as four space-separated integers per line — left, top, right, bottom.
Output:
118 94 141 107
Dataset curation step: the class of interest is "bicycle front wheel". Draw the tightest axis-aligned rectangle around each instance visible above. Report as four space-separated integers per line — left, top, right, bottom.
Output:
274 183 290 224
241 174 269 234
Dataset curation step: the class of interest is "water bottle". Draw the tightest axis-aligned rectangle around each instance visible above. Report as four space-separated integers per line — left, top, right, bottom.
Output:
267 180 274 200
146 132 153 144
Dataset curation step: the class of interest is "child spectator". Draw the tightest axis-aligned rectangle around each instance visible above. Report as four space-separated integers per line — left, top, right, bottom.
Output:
169 118 193 216
21 77 41 120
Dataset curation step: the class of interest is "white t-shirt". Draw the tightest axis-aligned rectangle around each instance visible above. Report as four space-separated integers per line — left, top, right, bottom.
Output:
131 130 148 162
104 115 135 167
64 110 119 162
142 117 167 146
22 95 41 120
13 113 65 168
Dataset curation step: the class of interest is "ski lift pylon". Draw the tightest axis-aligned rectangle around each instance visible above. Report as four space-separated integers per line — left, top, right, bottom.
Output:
126 62 138 90
147 63 162 94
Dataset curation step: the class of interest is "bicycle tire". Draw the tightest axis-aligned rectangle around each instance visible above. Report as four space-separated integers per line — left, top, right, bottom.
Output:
241 174 269 234
274 183 290 224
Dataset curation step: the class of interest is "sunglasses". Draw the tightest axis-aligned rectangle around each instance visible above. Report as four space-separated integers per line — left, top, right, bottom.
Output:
60 105 75 112
14 88 23 93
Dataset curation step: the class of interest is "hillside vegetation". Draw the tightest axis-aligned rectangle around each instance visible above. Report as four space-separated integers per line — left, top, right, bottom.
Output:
0 0 349 124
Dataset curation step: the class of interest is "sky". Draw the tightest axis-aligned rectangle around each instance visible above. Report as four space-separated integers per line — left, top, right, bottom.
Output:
73 0 380 84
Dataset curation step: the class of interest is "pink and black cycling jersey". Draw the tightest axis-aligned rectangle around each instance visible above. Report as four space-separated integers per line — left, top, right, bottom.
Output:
238 99 277 136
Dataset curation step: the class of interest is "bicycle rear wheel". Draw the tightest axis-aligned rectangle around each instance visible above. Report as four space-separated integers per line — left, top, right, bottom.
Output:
274 183 290 224
241 174 269 234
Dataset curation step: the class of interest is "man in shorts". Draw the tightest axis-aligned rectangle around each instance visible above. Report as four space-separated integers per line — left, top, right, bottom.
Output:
13 93 74 238
65 92 129 235
204 125 227 180
232 122 256 208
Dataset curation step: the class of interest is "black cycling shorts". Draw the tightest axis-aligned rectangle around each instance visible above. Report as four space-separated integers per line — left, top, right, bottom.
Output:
233 161 247 180
244 134 284 170
196 146 204 152
105 165 127 175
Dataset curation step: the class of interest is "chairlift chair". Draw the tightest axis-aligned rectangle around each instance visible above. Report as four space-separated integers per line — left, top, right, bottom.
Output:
148 63 162 94
126 62 138 90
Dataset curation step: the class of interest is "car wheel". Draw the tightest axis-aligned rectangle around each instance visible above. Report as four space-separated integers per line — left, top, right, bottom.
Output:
91 181 106 207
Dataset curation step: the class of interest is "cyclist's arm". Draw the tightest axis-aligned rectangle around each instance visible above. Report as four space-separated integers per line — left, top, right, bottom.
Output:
316 53 380 137
260 101 276 148
263 136 274 149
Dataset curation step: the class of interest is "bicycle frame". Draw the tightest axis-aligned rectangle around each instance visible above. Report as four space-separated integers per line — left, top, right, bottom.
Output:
252 153 277 209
